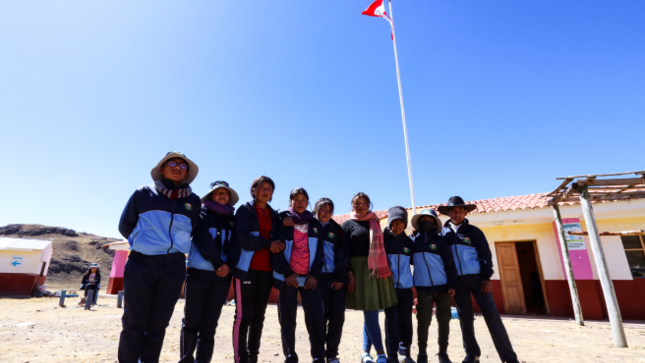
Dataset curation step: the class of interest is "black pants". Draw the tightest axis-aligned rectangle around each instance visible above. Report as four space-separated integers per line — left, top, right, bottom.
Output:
233 269 274 363
416 290 452 355
118 252 187 363
320 275 346 359
180 268 232 363
384 288 413 359
278 282 326 363
453 275 517 362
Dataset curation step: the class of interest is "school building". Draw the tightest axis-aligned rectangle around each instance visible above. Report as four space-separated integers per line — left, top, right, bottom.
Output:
334 193 645 320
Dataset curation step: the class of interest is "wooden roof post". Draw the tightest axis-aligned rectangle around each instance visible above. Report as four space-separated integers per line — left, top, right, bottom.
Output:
552 204 584 326
579 186 628 347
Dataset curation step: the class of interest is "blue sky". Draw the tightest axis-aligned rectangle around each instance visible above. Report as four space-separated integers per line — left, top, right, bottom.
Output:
1 1 644 238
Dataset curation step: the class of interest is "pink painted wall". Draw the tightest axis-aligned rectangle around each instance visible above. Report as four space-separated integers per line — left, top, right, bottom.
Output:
110 250 128 278
553 218 594 280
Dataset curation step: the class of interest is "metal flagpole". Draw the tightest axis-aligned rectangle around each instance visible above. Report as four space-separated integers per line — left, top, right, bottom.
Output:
387 0 417 215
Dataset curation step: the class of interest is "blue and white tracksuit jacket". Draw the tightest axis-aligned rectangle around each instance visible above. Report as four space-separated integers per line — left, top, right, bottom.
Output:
272 212 325 290
187 206 240 272
412 232 458 294
319 219 349 283
442 219 494 280
383 228 414 289
233 201 284 281
119 182 201 255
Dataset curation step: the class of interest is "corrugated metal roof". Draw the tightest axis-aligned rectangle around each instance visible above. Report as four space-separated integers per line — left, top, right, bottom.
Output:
0 237 52 251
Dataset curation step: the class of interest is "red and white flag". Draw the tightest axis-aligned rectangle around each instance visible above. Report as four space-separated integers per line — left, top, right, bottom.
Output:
362 0 393 38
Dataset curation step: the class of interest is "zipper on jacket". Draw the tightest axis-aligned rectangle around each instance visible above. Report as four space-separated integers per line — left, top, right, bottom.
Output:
448 225 464 276
453 244 464 276
423 234 434 286
322 225 328 273
166 202 175 257
397 247 401 288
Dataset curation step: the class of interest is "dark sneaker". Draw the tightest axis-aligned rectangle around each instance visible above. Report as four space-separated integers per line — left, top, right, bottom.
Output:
461 355 479 363
399 357 415 363
437 353 452 363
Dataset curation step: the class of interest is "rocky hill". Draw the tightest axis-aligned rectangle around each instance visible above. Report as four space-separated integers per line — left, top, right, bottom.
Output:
0 224 119 288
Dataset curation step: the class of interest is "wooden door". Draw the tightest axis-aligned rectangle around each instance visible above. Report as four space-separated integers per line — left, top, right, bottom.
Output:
496 242 526 314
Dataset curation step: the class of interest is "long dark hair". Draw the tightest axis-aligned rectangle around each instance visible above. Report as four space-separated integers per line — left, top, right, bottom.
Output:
250 175 275 202
82 266 100 279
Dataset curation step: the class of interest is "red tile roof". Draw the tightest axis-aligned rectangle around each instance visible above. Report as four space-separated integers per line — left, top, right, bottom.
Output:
331 192 579 223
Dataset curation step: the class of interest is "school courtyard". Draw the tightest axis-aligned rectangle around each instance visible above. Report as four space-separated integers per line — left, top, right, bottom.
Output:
1 296 644 363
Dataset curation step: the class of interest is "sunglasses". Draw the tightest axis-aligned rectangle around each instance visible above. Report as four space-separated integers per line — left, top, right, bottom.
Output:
166 161 189 170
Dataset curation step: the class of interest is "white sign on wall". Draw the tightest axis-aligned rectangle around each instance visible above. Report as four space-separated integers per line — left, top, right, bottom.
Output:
564 223 587 250
11 255 23 267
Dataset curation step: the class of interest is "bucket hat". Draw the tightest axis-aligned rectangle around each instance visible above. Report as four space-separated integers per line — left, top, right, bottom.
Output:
411 209 442 233
437 196 477 215
150 151 199 184
201 180 240 207
90 263 99 268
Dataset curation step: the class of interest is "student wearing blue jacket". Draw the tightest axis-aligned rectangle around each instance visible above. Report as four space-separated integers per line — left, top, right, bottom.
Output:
276 188 326 363
439 196 519 363
314 198 349 363
232 176 286 363
118 151 202 363
382 207 415 363
179 180 241 363
411 209 457 363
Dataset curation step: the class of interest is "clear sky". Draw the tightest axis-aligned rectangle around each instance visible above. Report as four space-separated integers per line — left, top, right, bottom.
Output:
1 1 644 239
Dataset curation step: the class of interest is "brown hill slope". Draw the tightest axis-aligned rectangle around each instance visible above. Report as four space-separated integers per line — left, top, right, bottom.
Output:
0 224 118 288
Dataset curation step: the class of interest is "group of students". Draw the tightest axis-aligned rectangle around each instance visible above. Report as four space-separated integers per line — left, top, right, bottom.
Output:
116 151 521 363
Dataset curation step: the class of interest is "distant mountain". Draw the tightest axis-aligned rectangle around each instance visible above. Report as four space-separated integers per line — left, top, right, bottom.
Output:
0 224 118 287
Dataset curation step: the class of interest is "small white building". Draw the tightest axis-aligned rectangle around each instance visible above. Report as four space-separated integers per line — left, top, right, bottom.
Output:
0 237 53 296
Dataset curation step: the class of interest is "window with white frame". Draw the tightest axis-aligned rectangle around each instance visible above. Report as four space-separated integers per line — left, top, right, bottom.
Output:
621 235 645 278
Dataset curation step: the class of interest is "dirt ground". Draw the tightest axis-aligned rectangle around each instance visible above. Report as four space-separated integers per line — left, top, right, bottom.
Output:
1 296 645 363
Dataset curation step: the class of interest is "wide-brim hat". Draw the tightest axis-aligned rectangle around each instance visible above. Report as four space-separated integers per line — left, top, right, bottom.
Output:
411 209 442 233
150 151 199 185
201 180 240 207
437 196 477 215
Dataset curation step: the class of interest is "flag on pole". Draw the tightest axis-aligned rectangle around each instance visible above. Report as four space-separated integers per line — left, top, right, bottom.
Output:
362 0 394 39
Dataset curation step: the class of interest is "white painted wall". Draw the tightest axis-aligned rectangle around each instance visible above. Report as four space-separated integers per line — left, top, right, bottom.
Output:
0 249 48 275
